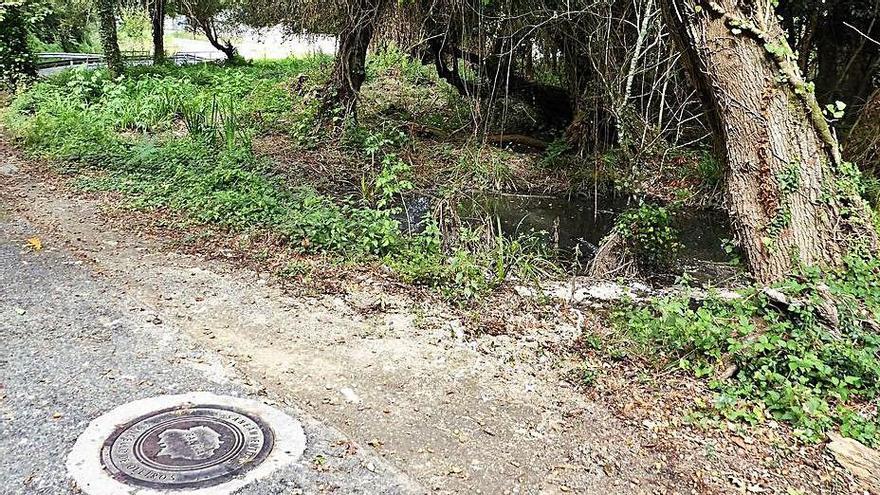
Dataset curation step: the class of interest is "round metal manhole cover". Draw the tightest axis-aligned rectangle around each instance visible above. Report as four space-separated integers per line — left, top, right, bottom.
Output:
67 393 306 495
101 405 274 489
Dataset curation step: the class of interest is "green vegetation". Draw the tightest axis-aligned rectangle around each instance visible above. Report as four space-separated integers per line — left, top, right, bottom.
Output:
0 0 44 88
29 31 101 55
614 203 681 270
24 3 146 54
4 0 880 458
610 257 880 445
3 56 550 303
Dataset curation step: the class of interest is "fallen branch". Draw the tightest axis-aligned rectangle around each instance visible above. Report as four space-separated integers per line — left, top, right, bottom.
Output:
761 286 840 330
485 133 549 151
827 432 880 493
405 123 549 151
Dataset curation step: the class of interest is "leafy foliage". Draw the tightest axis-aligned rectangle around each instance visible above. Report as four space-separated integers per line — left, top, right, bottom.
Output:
613 257 880 445
614 203 681 269
4 59 550 303
0 0 48 88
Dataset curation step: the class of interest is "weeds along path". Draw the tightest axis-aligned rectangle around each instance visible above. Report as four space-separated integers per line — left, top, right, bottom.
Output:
0 146 758 493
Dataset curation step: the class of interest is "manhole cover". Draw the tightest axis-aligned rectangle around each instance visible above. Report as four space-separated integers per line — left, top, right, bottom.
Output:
101 405 274 489
67 393 306 495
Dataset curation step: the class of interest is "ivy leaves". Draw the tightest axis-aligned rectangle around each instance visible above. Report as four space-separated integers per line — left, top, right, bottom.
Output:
824 101 847 121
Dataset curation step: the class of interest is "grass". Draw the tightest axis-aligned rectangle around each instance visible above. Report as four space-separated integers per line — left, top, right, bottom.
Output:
2 54 554 303
454 146 517 190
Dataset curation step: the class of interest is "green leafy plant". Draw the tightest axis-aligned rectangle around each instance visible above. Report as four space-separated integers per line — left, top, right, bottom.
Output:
696 151 722 186
539 137 575 169
613 256 880 445
614 203 682 269
721 238 743 266
823 101 847 120
374 155 413 208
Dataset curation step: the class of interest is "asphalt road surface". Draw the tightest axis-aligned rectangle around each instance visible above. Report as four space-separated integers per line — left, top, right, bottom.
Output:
0 214 421 495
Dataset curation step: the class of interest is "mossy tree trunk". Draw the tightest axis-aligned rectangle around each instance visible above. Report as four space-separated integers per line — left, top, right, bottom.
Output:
97 0 123 78
659 0 878 284
326 0 385 118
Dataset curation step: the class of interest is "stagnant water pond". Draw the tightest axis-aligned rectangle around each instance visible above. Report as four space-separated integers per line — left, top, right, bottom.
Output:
397 192 736 280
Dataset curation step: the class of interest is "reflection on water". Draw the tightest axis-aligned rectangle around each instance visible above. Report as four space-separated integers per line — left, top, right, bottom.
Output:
399 192 733 267
459 193 623 259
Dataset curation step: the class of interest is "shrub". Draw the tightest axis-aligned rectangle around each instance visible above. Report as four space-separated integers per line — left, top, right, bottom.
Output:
614 203 681 270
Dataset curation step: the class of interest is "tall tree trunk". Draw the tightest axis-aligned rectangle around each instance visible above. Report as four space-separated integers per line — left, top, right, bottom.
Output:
659 0 878 284
97 0 124 78
326 0 384 117
150 0 166 64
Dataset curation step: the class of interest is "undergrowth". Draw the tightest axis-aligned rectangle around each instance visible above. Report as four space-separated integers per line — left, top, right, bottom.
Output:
614 202 681 270
3 56 551 303
610 257 880 446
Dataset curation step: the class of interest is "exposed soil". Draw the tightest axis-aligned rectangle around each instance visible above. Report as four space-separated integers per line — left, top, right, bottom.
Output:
0 136 862 494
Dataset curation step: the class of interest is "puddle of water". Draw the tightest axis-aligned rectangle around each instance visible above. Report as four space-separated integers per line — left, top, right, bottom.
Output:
398 192 734 277
459 193 624 259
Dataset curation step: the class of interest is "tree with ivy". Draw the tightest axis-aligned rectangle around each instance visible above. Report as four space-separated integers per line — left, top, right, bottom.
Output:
96 0 123 77
0 0 47 88
659 0 879 284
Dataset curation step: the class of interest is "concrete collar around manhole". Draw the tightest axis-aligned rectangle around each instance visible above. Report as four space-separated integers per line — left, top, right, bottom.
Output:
66 392 306 495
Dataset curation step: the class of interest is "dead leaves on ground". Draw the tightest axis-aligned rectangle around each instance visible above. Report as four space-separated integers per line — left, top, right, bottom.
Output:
25 237 42 252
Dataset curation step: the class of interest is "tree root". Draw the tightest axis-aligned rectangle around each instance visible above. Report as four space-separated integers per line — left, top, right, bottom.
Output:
485 133 549 151
587 231 639 280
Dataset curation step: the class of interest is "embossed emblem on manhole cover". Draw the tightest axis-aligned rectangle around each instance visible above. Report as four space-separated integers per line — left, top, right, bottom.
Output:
101 405 274 489
67 393 306 495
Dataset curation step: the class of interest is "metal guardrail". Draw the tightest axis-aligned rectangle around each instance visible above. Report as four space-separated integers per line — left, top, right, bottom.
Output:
169 52 214 64
36 51 212 71
39 52 102 59
36 53 104 69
